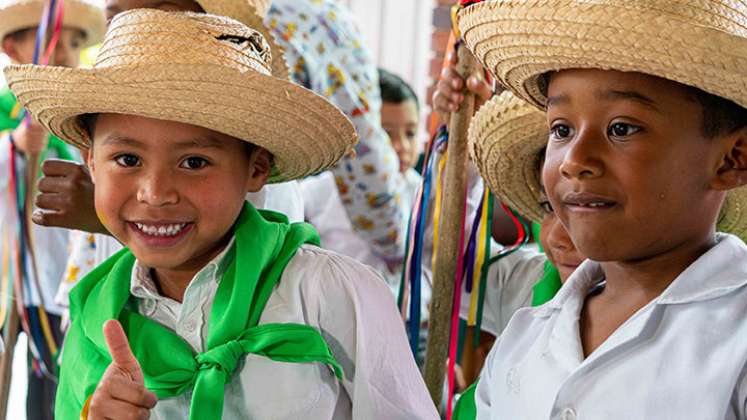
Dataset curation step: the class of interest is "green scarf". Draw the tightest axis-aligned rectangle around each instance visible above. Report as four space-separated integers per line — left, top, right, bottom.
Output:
56 203 342 419
531 260 563 307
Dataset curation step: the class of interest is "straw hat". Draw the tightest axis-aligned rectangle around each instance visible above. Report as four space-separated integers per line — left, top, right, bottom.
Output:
470 91 747 241
3 9 357 183
0 0 105 48
197 0 288 79
457 0 747 110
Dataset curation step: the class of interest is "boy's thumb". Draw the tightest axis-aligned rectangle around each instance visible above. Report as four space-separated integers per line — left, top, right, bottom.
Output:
103 319 144 383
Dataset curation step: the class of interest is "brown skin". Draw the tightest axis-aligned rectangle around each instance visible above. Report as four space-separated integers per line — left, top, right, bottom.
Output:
432 50 493 124
89 320 157 420
381 99 420 174
86 114 271 419
543 69 747 357
34 0 207 233
3 28 85 155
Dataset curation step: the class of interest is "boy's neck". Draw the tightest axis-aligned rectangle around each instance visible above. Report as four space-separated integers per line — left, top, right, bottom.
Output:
598 233 717 299
151 268 197 303
148 235 234 303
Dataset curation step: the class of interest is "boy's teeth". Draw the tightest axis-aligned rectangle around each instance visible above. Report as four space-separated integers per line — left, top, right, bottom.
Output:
135 223 187 237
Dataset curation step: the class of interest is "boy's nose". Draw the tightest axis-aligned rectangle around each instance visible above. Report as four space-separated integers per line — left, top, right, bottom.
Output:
559 128 604 180
136 171 179 207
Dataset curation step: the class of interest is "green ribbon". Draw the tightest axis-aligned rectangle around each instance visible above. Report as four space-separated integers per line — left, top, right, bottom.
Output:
56 203 342 419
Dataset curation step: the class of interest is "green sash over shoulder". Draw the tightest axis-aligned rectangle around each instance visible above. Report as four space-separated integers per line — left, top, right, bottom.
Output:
56 203 342 419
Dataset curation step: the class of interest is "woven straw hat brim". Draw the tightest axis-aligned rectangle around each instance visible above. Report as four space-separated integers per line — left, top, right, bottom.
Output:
197 0 288 80
4 62 356 183
469 92 547 223
0 0 105 48
470 92 747 242
457 0 747 110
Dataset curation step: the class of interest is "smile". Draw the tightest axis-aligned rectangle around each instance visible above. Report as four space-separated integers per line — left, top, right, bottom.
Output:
127 221 195 248
134 222 189 237
562 192 617 210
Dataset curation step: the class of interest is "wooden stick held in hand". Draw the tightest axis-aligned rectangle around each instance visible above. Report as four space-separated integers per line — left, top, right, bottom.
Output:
423 42 480 407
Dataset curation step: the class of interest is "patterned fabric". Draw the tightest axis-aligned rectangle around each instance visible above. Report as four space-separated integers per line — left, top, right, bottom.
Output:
267 0 406 260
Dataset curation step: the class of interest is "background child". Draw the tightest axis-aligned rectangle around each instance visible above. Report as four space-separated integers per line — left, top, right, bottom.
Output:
0 1 105 418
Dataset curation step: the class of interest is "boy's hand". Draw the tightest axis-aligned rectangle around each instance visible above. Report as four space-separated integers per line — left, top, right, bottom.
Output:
33 159 108 234
432 50 494 124
12 120 47 155
88 320 157 420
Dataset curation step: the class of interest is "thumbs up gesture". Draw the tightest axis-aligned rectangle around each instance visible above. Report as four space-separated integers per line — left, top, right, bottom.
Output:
88 320 157 420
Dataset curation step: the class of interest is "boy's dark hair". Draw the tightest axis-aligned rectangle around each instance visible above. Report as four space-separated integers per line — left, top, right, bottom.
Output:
378 68 418 110
81 113 98 142
3 27 35 43
685 87 747 138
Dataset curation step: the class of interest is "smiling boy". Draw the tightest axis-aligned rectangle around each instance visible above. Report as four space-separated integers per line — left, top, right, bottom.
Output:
5 9 437 420
457 0 747 418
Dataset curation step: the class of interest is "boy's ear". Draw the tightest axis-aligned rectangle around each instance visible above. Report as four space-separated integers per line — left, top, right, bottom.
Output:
245 148 272 193
712 126 747 190
85 147 95 184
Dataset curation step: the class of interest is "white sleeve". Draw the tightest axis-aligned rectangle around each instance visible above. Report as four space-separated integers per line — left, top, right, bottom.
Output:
312 252 439 419
475 336 501 417
734 362 747 419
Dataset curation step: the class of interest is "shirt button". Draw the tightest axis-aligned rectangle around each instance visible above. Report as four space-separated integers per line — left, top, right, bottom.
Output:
561 407 577 420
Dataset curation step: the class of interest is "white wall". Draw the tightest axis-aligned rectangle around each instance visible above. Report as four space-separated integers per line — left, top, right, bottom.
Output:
341 0 434 139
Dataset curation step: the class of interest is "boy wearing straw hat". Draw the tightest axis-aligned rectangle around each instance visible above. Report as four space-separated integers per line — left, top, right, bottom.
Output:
5 9 437 420
0 0 105 418
45 0 307 307
455 1 747 418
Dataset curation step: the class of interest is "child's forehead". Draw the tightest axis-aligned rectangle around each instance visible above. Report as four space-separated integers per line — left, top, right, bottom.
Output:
546 69 694 110
93 113 243 149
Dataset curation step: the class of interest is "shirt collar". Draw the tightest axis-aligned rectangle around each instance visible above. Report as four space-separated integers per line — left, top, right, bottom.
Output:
130 236 236 301
535 233 747 316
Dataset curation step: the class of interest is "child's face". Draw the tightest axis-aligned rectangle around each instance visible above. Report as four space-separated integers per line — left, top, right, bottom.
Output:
105 0 203 21
538 202 586 282
2 28 85 67
382 99 420 173
88 114 270 273
543 69 730 263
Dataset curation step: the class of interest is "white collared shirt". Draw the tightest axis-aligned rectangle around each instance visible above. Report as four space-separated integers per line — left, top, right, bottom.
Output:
475 233 747 420
129 239 438 420
459 246 546 337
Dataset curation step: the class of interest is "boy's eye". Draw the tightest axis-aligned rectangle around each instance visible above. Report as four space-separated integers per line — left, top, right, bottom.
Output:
608 122 642 137
406 130 417 139
550 123 573 140
115 154 140 167
180 157 209 170
539 201 554 214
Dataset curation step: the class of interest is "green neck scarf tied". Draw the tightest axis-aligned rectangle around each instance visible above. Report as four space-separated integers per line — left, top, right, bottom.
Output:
57 203 342 419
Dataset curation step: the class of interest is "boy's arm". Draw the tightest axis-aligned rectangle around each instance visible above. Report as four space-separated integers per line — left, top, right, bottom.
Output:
311 252 439 419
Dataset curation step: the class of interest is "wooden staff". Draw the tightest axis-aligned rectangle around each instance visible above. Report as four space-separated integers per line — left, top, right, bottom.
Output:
0 2 57 415
423 42 479 406
0 298 19 419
